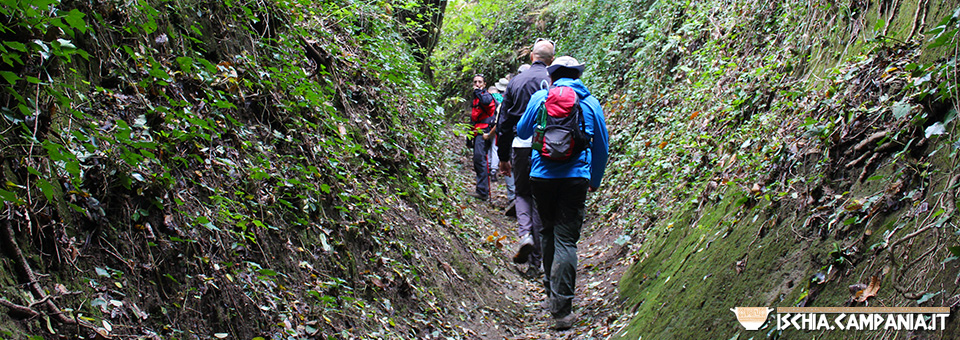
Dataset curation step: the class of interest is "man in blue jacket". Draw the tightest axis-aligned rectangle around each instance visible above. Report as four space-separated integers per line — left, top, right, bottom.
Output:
516 56 608 331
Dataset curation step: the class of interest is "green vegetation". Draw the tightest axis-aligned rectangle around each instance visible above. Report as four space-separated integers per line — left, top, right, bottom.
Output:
0 0 495 338
436 0 960 338
2 0 959 338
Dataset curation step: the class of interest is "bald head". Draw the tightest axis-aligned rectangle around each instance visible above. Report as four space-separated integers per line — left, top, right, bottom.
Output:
531 40 555 64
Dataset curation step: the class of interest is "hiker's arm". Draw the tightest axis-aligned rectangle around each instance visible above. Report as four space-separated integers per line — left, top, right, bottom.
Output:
589 100 609 190
499 161 511 177
483 125 496 140
496 91 516 161
474 89 493 107
470 90 482 123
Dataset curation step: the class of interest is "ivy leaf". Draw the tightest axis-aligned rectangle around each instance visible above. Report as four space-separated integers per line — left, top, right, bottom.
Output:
0 188 21 204
916 290 942 305
64 9 88 34
37 179 56 202
0 71 20 85
925 122 946 138
3 41 26 52
892 102 912 119
55 39 76 50
95 267 110 277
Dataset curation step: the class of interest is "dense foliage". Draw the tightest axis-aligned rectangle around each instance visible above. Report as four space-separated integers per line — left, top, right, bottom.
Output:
0 0 489 338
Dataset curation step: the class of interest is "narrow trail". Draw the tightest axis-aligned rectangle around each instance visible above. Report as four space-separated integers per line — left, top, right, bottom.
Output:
449 135 635 339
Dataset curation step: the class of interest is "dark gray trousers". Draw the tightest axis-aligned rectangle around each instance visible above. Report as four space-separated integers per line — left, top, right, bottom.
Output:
531 177 588 318
472 135 491 197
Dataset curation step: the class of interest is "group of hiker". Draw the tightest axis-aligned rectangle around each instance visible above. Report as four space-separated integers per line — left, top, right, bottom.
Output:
465 38 609 331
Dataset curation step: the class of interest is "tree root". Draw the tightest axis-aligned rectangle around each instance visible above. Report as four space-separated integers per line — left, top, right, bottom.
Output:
885 174 959 300
0 297 39 319
0 217 95 330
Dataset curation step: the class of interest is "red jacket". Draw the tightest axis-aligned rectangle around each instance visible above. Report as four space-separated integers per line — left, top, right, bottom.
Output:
471 89 496 134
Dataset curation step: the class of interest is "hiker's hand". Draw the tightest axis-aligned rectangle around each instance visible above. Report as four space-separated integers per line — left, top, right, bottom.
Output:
499 161 512 176
588 186 597 192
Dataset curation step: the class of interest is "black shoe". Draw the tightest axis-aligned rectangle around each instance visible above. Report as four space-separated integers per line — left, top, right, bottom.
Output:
524 264 542 278
512 234 534 264
504 201 516 217
553 313 577 330
466 192 488 201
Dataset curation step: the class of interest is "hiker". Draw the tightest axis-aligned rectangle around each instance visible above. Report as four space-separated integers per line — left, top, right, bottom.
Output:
467 74 496 200
497 39 554 278
487 85 502 183
516 55 608 331
486 80 517 201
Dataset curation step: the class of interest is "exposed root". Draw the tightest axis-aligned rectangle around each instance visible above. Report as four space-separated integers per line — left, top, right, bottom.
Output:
884 174 958 300
0 216 95 331
0 297 39 319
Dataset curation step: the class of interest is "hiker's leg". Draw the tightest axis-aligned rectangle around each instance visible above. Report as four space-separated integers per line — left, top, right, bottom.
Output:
512 147 535 238
513 147 542 269
531 178 560 299
489 137 499 178
472 135 489 197
549 178 588 318
530 199 543 269
505 173 516 202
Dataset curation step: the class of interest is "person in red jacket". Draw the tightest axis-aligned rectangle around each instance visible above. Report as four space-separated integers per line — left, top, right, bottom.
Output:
468 74 496 200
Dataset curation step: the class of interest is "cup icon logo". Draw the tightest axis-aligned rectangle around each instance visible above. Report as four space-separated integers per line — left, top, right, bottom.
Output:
730 307 774 330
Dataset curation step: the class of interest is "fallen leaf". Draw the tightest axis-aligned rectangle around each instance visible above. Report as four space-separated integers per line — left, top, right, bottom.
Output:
856 276 880 302
658 141 668 149
844 199 863 211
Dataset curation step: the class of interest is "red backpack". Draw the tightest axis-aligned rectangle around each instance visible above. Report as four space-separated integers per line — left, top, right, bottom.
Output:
532 86 591 161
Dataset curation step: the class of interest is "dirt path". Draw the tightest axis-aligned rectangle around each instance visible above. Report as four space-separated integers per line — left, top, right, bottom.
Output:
450 142 634 339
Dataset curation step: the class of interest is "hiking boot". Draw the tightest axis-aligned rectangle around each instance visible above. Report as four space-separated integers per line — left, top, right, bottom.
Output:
512 234 534 264
504 200 516 217
524 263 542 279
466 192 488 201
553 313 577 331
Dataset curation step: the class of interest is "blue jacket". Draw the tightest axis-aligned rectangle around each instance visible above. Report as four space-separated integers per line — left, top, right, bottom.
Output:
517 78 609 188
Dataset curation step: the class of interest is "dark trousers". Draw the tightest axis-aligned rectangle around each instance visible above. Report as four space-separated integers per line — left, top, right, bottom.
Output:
531 177 588 318
472 135 491 197
512 147 542 268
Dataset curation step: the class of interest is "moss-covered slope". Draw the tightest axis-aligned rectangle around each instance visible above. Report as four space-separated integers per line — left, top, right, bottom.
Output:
0 0 511 339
